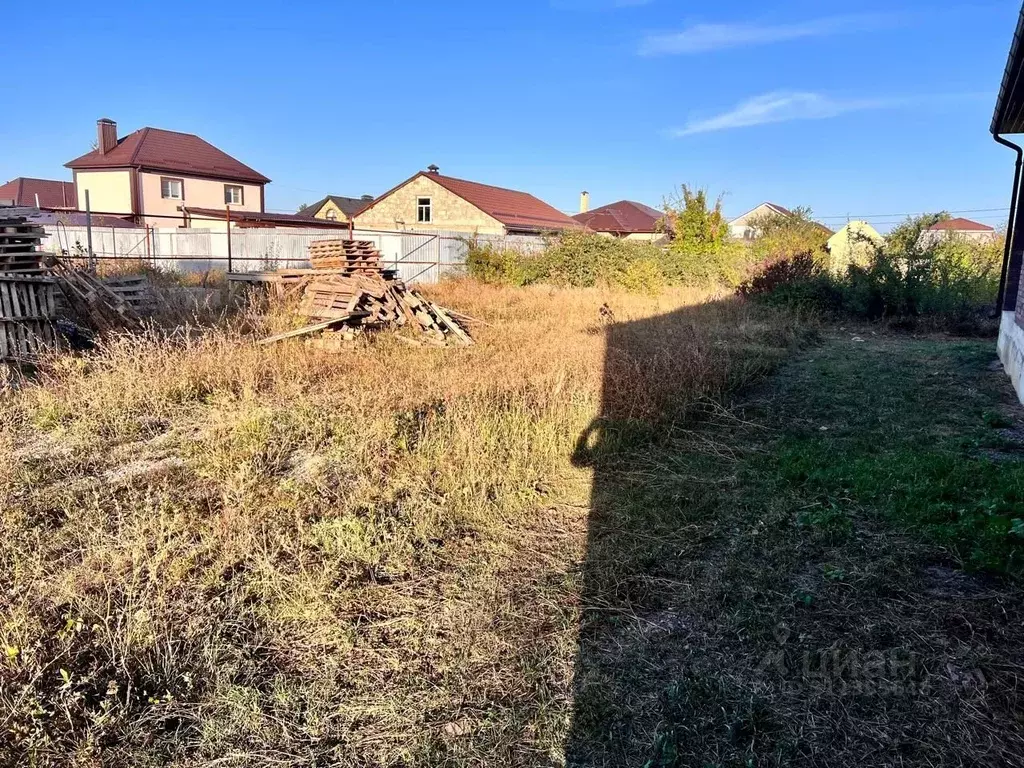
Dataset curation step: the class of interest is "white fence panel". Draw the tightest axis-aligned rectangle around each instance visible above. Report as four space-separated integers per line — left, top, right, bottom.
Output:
39 224 548 284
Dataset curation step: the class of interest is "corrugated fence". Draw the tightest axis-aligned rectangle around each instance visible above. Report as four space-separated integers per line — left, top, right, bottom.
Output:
40 225 546 284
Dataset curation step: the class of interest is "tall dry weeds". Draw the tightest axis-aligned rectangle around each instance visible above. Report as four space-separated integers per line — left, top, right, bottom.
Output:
0 279 810 766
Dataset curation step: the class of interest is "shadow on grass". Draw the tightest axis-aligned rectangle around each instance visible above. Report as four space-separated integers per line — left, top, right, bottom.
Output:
562 304 1024 767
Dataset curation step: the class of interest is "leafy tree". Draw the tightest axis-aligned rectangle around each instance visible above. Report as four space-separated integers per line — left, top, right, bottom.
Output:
660 186 747 285
746 206 831 262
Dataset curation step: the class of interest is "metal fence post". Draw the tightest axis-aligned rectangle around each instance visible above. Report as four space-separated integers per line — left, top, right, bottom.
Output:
226 205 233 273
85 190 94 273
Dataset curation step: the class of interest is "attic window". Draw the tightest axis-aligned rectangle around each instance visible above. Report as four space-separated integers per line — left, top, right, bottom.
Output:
417 197 432 223
325 209 337 221
224 185 243 205
160 177 183 200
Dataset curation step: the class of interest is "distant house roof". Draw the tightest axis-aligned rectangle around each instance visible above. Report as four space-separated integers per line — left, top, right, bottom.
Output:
927 217 995 232
0 177 77 209
729 202 793 225
357 170 580 233
573 200 663 233
65 127 270 184
0 205 134 228
300 195 373 219
184 206 352 229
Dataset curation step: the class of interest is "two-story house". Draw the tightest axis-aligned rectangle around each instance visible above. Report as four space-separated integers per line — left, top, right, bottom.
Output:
65 119 270 228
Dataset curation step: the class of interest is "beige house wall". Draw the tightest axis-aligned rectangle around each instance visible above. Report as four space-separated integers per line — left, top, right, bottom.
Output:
353 176 505 235
139 172 262 227
75 170 132 215
826 220 883 271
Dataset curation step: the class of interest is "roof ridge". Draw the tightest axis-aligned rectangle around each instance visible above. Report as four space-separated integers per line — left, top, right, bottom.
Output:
435 172 536 197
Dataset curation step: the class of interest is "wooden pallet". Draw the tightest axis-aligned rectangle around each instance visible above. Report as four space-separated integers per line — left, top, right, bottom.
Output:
0 275 59 360
101 275 155 313
307 239 383 273
0 218 47 275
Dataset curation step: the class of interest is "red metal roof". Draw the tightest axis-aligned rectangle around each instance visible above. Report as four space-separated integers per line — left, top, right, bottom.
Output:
573 200 663 233
65 127 270 184
357 171 580 233
0 177 77 208
928 217 995 232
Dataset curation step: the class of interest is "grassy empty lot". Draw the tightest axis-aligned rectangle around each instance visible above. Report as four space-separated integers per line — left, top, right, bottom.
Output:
2 282 1023 766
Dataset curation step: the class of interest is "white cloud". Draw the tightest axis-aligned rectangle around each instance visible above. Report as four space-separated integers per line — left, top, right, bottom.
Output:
639 14 896 56
670 91 902 136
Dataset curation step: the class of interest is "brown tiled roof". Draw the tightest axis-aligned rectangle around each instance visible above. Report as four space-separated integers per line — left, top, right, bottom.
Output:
300 195 373 219
928 217 994 232
0 177 77 208
357 171 580 233
573 200 663 233
65 128 270 184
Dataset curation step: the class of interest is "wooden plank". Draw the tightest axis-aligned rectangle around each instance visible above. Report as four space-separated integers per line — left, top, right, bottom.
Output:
256 312 370 345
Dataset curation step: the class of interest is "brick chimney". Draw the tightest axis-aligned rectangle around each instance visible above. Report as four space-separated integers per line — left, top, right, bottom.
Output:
579 191 590 214
97 118 117 155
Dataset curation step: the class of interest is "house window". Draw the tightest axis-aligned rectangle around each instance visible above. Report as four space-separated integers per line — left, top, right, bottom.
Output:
160 177 183 200
325 209 337 221
224 185 243 205
417 197 432 223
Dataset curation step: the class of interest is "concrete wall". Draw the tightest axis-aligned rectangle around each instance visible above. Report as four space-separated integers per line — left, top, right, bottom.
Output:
139 172 262 227
75 170 132 214
353 175 505 235
998 311 1024 404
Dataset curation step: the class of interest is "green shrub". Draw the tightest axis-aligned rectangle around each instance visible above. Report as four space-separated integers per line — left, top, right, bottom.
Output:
659 186 752 286
465 240 536 286
614 257 664 294
739 214 1005 332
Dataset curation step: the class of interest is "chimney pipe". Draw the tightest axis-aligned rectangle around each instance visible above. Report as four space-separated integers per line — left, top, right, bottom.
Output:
97 118 117 155
579 191 590 214
427 164 440 174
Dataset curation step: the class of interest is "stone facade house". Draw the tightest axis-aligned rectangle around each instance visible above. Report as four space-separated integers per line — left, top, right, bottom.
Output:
65 119 270 228
300 194 374 223
353 166 580 235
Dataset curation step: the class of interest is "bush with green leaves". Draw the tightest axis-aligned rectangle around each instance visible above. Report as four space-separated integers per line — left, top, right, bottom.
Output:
659 186 750 286
739 213 1005 330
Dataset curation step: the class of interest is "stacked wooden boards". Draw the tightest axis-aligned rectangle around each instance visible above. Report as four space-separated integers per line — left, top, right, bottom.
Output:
244 238 473 346
0 217 47 275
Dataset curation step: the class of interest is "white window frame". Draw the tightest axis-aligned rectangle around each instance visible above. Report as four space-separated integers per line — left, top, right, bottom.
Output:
160 177 183 200
416 197 432 224
224 184 243 205
325 208 337 221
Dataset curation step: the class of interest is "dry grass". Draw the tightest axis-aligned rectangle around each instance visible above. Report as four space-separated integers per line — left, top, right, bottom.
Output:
0 279 809 766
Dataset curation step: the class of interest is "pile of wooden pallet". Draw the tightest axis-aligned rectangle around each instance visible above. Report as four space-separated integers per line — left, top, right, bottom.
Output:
0 216 48 276
255 239 473 346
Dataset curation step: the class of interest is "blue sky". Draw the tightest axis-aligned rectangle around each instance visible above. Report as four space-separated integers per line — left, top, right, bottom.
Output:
1 1 1020 230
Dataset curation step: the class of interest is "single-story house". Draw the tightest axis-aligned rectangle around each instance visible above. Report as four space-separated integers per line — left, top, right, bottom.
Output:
728 202 793 240
0 177 77 209
352 165 580 235
990 4 1024 401
572 195 666 242
65 118 270 228
918 217 998 246
300 195 374 223
825 220 883 270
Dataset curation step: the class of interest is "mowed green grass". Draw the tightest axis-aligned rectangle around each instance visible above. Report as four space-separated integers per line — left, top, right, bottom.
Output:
566 333 1024 767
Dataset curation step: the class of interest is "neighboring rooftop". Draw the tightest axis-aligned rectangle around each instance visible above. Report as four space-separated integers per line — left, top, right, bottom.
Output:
300 194 373 219
729 202 794 224
361 169 580 233
0 177 77 209
927 217 995 232
66 119 270 185
573 200 663 233
184 206 353 229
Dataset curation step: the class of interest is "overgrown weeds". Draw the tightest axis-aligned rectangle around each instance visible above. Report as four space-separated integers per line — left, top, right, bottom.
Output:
0 279 809 766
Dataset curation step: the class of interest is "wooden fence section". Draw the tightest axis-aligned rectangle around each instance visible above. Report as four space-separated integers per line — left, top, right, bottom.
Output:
0 276 58 360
